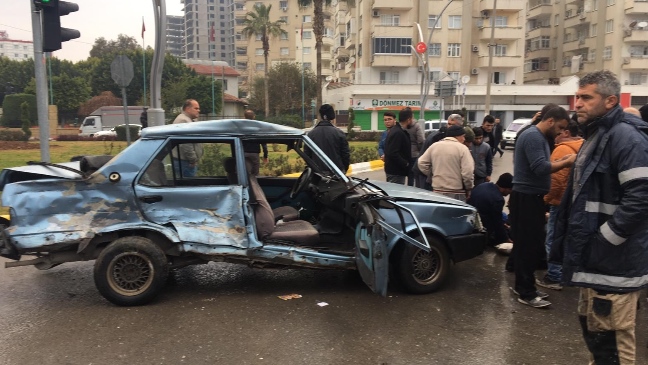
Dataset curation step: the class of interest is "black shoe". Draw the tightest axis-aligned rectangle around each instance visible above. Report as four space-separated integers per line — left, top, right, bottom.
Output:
510 287 549 299
499 151 504 158
517 296 551 308
536 276 563 291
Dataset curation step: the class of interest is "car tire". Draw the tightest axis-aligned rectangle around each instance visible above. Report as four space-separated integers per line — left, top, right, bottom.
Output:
394 236 450 294
94 236 169 306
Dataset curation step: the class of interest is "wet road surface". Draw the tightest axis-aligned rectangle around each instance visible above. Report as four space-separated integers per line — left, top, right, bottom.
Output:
1 152 647 364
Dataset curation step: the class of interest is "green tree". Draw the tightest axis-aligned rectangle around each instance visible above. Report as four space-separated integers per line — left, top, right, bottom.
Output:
0 57 35 104
89 34 140 58
20 101 31 141
296 0 333 111
186 75 222 116
241 3 287 117
25 74 91 118
78 91 122 116
249 62 316 117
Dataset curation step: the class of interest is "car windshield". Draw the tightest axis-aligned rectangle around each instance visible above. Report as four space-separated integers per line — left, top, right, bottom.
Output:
507 123 525 132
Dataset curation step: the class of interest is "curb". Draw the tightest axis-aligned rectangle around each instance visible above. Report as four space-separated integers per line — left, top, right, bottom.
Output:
283 159 384 177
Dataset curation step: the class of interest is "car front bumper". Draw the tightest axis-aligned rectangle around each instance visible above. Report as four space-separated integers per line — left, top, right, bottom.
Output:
446 232 487 263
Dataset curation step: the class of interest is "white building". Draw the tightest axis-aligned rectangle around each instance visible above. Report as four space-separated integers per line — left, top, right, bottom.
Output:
0 31 33 61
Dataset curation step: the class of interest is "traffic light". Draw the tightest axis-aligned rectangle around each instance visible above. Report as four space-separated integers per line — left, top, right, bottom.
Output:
40 0 80 52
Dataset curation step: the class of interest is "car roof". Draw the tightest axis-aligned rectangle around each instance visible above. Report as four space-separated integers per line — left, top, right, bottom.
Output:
141 119 305 139
511 118 532 124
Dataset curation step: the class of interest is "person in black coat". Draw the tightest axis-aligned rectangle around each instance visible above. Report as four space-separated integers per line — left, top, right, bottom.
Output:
305 104 350 174
383 108 412 184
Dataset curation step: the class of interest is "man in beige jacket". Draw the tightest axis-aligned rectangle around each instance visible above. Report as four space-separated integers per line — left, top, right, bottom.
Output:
172 99 204 177
418 125 474 201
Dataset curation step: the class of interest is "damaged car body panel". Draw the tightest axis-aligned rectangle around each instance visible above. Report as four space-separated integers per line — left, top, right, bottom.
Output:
1 120 486 305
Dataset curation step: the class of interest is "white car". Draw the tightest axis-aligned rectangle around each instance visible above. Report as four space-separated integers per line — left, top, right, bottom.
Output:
93 125 142 140
424 120 447 134
501 118 532 149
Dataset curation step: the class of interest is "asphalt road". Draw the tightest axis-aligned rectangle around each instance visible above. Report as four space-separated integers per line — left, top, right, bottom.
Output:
1 150 647 365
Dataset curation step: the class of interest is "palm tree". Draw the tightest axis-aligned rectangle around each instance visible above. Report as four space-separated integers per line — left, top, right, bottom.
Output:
242 4 287 117
297 0 332 112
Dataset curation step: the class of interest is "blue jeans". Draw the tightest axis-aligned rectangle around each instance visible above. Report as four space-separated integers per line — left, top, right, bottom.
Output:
173 159 198 177
545 206 562 282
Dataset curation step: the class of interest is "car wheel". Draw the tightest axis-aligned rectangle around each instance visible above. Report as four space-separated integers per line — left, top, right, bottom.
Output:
395 236 450 294
94 236 169 306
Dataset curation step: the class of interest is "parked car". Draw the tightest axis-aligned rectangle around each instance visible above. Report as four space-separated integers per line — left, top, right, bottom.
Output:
501 118 532 149
424 120 447 134
93 124 142 140
0 120 486 306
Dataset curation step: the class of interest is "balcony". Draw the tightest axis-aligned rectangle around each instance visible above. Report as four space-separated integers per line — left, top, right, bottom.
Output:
371 25 413 38
625 0 648 14
562 39 587 53
373 0 413 9
527 4 553 18
479 26 524 40
336 47 350 60
371 54 411 67
624 28 648 42
480 0 525 11
322 36 334 47
623 55 648 69
476 55 522 68
345 61 355 74
525 48 552 60
524 70 551 83
526 26 552 38
564 12 588 28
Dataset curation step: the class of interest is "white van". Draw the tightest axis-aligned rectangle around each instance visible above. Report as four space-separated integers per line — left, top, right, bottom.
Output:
424 120 447 134
501 118 532 149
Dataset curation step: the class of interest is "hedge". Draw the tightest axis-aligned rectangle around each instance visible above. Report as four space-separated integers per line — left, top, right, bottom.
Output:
1 94 37 127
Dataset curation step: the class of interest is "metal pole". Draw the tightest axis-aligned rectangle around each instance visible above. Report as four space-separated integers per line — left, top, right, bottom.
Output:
142 30 147 108
149 0 167 127
301 37 305 127
484 0 498 115
31 1 50 162
121 87 132 145
221 65 224 119
47 52 53 105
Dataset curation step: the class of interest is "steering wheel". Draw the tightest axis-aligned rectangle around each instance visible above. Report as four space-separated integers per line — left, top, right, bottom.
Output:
290 167 313 199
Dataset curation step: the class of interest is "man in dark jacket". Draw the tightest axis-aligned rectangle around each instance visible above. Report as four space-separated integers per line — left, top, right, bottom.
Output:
305 104 350 174
467 173 512 247
551 70 648 363
383 108 412 184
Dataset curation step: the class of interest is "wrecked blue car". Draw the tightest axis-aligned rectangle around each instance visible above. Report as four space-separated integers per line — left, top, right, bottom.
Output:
0 120 486 306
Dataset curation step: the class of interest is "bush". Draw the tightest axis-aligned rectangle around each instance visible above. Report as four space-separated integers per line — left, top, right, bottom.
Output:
21 101 31 141
0 129 27 141
349 146 378 164
114 125 141 141
351 131 382 142
265 114 303 129
1 94 37 127
56 135 96 141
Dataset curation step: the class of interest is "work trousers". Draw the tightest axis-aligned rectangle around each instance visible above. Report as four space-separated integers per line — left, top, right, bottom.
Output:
509 191 546 300
578 288 639 365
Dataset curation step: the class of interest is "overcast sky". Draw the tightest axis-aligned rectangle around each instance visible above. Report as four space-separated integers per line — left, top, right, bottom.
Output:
0 0 184 61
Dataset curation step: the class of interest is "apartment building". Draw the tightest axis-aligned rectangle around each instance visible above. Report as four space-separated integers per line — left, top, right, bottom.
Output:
181 0 236 66
234 0 334 91
0 31 33 61
166 15 185 58
524 0 648 87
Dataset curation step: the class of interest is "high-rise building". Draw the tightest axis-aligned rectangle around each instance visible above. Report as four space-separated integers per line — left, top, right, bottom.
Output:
234 1 334 90
166 15 185 58
181 0 236 66
524 0 648 86
0 30 33 61
332 0 527 86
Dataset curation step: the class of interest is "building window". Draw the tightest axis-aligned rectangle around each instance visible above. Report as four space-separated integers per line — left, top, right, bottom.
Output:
447 43 461 57
256 63 264 71
495 44 507 56
255 34 262 41
302 31 312 39
303 47 311 54
380 14 400 26
281 33 289 40
280 47 289 55
280 16 288 23
606 0 615 5
588 49 596 61
255 48 263 55
605 19 613 33
448 15 462 29
554 14 559 26
603 46 612 59
429 71 441 81
428 15 441 28
492 72 506 84
303 15 312 23
372 37 413 54
428 43 441 56
590 24 597 37
379 71 399 84
279 0 288 9
629 73 647 85
447 71 460 80
304 62 312 69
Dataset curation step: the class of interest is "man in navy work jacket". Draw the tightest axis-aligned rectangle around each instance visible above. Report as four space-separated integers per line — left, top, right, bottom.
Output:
551 70 648 364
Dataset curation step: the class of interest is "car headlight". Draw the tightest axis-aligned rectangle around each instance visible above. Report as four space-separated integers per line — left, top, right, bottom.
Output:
465 211 484 231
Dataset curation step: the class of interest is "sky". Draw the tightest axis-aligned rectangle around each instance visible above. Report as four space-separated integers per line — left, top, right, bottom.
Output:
0 0 184 62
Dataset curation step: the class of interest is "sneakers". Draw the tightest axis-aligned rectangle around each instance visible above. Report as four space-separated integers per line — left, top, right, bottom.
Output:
536 276 563 291
509 287 549 299
495 242 513 255
518 296 552 308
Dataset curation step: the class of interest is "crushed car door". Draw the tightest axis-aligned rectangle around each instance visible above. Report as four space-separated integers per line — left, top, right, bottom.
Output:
133 139 250 250
354 198 430 296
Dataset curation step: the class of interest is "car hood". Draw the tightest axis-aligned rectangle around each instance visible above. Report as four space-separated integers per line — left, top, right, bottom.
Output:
362 180 473 208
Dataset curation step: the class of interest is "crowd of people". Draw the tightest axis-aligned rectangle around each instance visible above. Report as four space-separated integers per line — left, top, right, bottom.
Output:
378 70 648 364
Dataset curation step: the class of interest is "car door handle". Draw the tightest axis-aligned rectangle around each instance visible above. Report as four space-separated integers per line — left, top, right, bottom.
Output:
139 195 163 203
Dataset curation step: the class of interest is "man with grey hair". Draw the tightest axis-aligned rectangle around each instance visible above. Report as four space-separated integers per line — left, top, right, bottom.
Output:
551 70 648 363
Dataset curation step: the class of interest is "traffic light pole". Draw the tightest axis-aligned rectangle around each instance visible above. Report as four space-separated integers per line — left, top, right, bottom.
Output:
31 0 50 162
